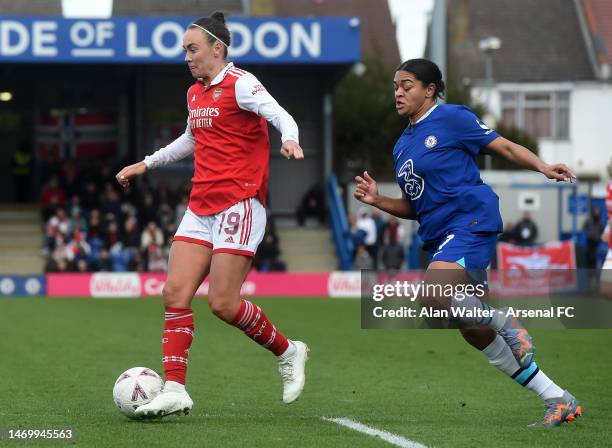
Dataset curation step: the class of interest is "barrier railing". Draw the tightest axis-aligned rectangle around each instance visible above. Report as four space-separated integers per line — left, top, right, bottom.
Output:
327 174 354 270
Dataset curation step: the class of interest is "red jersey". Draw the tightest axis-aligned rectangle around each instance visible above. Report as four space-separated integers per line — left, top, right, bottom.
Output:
187 65 269 214
144 63 299 216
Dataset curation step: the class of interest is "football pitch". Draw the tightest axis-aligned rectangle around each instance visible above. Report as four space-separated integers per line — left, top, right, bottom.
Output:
1 297 610 447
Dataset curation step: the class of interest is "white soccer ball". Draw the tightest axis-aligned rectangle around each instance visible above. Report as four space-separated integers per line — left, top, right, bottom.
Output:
112 367 164 419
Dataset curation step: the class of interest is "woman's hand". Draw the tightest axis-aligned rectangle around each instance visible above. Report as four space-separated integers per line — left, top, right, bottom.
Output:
354 171 379 205
115 162 147 188
540 163 577 183
280 140 304 160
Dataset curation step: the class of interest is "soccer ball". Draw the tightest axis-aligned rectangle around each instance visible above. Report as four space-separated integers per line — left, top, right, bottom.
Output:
112 367 164 419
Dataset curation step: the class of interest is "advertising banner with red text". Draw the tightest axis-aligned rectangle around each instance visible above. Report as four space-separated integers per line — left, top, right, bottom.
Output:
46 272 340 298
494 241 577 296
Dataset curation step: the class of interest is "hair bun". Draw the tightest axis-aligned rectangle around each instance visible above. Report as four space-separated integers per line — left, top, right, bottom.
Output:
438 79 446 94
210 11 226 24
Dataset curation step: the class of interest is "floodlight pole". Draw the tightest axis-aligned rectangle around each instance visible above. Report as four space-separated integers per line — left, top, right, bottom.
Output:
429 0 447 103
484 52 493 170
478 37 501 171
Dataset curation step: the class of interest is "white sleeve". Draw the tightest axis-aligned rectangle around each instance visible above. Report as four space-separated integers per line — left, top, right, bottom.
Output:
235 73 299 144
143 119 195 169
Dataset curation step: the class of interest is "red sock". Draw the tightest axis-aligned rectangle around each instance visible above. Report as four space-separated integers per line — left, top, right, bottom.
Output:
231 299 289 356
162 307 194 385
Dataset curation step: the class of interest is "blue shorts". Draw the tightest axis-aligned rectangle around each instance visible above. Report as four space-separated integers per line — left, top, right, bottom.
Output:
424 231 498 286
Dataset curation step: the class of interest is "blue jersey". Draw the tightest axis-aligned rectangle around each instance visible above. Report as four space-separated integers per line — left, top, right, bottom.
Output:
393 104 503 243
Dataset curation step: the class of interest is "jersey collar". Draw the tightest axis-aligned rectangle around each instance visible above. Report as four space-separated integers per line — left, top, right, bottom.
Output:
198 62 234 89
406 103 438 135
414 103 438 124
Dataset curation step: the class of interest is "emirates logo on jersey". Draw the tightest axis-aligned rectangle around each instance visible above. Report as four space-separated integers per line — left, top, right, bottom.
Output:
189 106 220 129
213 88 223 101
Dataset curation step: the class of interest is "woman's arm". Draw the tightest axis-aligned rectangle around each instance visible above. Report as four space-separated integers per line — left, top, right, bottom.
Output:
143 119 195 169
116 119 195 188
371 195 414 219
235 73 303 160
354 171 414 219
485 136 577 182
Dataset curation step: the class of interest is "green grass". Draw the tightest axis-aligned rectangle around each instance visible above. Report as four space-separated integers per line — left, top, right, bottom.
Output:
1 297 610 447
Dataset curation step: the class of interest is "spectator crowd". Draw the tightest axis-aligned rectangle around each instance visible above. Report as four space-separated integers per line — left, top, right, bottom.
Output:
39 157 609 273
40 158 286 273
348 206 609 272
348 208 407 271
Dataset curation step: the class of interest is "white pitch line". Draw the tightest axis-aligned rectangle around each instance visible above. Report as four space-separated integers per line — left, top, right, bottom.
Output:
321 417 428 448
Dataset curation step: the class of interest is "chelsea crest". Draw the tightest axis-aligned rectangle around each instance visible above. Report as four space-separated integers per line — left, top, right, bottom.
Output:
424 135 437 148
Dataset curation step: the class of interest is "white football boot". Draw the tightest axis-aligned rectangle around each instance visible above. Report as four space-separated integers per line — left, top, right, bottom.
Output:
278 340 309 403
135 381 193 418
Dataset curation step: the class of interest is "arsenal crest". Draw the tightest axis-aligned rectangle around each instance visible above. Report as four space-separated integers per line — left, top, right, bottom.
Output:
213 88 223 101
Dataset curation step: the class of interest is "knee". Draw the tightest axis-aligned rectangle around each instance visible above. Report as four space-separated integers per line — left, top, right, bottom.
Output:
162 281 191 308
207 292 239 322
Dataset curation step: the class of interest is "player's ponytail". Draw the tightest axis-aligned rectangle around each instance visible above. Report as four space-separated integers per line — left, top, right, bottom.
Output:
397 59 445 100
436 79 446 99
210 11 226 25
190 11 231 58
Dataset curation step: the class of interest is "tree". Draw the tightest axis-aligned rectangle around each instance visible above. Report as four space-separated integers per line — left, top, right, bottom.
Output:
445 67 539 169
333 58 539 178
488 123 539 169
333 58 406 181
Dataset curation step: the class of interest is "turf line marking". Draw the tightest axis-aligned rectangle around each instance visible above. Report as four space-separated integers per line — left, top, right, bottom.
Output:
321 417 428 448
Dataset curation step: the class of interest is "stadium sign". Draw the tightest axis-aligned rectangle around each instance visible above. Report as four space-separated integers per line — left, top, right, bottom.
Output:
0 275 45 296
0 16 360 63
47 272 339 297
494 241 577 296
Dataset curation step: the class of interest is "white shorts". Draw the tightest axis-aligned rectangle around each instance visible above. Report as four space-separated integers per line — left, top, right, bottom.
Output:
174 198 266 257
